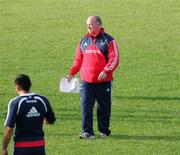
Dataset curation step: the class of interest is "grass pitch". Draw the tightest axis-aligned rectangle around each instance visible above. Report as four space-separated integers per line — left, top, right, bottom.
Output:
0 0 180 154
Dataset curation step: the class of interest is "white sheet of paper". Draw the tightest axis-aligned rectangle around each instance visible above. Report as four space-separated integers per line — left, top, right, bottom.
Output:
60 77 80 93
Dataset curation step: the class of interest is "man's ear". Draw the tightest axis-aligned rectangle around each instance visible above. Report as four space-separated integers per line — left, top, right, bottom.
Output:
15 85 21 93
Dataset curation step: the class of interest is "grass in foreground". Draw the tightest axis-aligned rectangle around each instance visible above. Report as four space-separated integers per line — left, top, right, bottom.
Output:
0 0 180 154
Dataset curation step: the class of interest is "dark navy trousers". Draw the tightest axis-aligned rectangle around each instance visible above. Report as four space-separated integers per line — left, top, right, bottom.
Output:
80 81 112 135
13 146 45 155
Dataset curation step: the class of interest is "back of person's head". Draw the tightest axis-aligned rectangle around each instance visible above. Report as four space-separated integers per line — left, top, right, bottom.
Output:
14 74 31 91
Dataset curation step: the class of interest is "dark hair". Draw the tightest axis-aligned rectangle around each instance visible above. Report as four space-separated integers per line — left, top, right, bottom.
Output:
14 74 31 91
95 16 102 25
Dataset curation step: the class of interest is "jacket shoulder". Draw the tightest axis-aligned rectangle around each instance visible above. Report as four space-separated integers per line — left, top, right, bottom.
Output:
103 33 114 43
80 36 92 52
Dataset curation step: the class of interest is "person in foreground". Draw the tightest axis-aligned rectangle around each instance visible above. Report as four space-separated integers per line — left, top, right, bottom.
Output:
2 74 56 155
67 15 120 139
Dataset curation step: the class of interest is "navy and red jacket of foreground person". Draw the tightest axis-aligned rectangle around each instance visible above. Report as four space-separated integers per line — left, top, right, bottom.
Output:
4 93 56 148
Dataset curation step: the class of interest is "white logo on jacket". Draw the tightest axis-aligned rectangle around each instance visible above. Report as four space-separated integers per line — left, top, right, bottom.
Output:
83 42 88 47
26 106 40 118
85 50 100 54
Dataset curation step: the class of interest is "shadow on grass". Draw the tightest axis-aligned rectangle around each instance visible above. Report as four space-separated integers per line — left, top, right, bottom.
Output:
111 134 180 141
115 96 180 101
111 114 180 123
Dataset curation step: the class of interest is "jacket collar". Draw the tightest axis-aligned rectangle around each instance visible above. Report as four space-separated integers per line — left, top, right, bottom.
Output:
86 27 105 39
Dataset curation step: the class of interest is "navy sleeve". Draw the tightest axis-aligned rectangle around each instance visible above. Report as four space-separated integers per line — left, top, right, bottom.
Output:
42 96 56 124
4 99 18 128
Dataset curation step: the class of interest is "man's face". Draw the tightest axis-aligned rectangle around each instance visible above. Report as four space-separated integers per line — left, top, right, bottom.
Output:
87 17 101 36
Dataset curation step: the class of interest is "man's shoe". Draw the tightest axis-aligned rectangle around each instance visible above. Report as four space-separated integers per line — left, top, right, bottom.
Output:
100 132 108 138
79 132 95 139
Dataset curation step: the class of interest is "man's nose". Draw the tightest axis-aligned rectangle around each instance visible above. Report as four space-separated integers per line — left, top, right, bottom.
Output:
87 24 92 28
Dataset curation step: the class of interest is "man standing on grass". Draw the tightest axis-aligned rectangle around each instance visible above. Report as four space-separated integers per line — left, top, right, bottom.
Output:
67 16 120 139
2 74 56 155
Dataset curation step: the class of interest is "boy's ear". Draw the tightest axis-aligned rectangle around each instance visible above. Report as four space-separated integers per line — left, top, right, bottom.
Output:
15 85 21 92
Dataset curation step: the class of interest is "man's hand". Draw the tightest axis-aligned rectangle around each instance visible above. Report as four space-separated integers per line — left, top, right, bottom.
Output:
2 149 8 155
2 127 13 155
98 71 107 81
66 75 75 82
43 118 48 124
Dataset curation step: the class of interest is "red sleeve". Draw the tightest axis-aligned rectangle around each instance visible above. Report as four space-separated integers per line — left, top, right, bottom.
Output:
69 44 83 76
103 40 120 75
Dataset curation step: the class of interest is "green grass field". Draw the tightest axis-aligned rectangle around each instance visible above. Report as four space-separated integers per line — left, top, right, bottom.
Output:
0 0 180 154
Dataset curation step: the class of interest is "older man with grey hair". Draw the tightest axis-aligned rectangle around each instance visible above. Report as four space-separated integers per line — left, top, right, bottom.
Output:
68 15 120 139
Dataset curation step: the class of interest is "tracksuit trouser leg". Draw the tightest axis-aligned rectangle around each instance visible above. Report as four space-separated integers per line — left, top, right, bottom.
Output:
96 82 112 135
80 81 96 135
80 81 112 135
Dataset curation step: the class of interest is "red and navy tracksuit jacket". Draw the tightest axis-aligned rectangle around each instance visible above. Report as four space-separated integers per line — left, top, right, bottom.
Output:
70 28 120 83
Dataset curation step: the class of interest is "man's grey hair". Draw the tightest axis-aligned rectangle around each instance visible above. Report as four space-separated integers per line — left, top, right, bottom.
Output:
95 16 102 25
